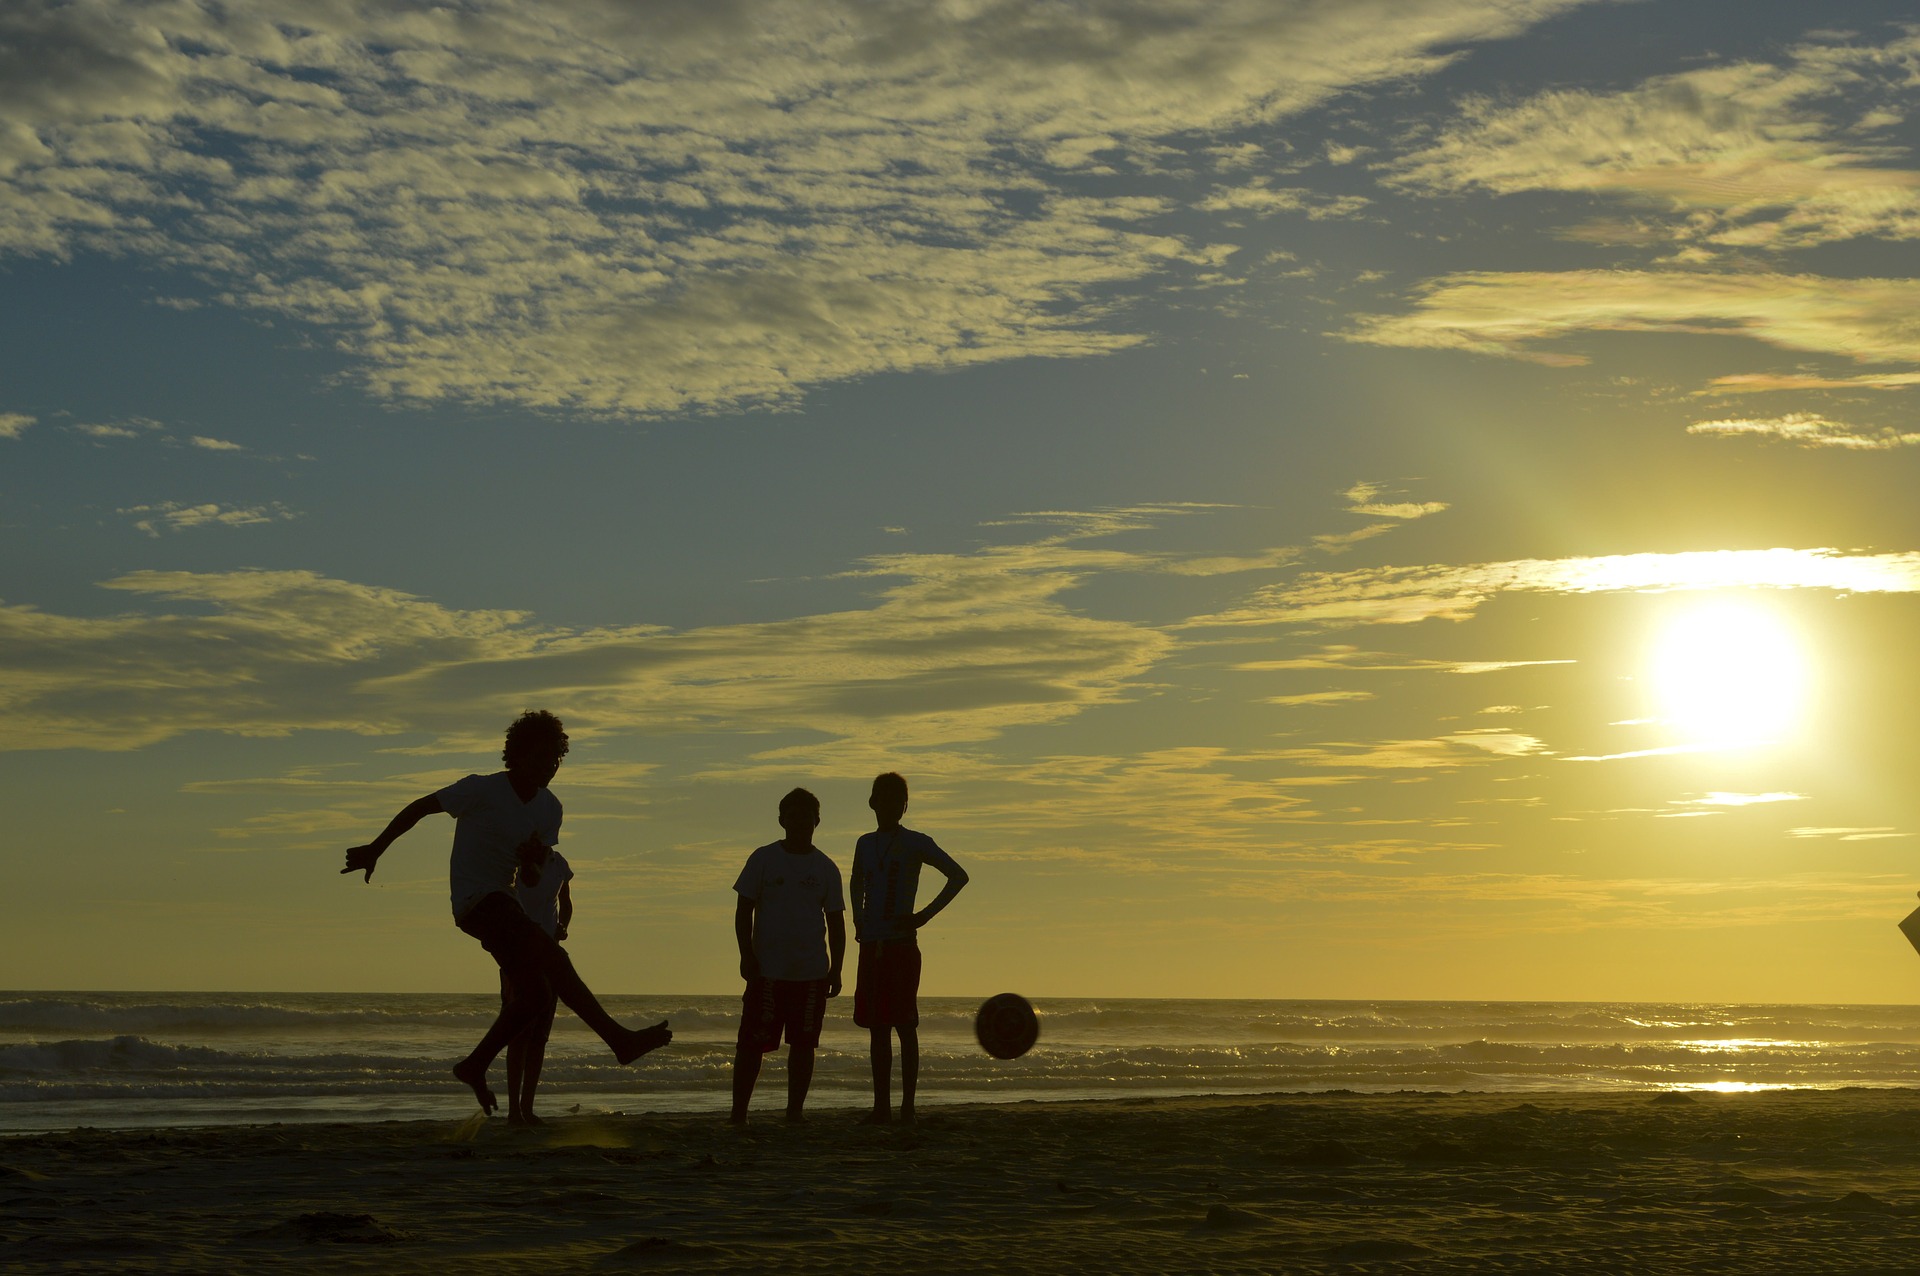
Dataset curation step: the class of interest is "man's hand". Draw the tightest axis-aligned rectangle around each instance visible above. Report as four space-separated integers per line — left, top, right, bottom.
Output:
739 953 760 983
555 923 569 942
827 973 843 998
341 844 383 882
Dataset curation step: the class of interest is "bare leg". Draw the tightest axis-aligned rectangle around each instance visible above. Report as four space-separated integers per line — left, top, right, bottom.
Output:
730 1046 762 1125
899 1026 918 1124
786 1044 815 1122
517 995 557 1124
506 1035 526 1124
536 938 669 1063
867 1026 891 1123
457 965 546 1113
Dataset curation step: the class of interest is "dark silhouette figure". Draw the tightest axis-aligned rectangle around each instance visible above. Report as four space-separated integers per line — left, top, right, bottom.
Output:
503 840 572 1125
730 787 846 1125
849 772 968 1124
342 711 669 1114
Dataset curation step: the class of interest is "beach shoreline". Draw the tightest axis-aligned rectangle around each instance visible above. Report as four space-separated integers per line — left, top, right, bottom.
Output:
9 1087 1920 1272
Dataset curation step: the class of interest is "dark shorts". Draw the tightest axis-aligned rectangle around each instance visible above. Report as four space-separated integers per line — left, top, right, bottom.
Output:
457 892 548 980
853 940 921 1029
738 978 830 1053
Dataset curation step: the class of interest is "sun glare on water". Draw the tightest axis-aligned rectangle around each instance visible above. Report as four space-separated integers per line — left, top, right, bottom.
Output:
1649 600 1809 748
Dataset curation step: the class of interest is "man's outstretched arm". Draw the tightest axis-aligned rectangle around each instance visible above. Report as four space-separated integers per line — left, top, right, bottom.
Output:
341 795 443 881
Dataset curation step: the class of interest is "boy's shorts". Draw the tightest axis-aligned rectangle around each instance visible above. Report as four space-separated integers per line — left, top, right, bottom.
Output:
738 977 830 1053
457 891 547 980
853 939 921 1029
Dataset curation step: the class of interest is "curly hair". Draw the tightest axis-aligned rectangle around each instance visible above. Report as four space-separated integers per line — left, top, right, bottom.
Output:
502 710 570 765
869 771 908 806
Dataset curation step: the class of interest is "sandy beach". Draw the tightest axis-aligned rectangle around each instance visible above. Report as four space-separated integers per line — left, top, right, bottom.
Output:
8 1089 1920 1272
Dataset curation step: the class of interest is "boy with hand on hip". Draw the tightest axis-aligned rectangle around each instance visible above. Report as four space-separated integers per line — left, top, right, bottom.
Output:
730 787 845 1125
504 840 572 1125
341 710 670 1115
850 771 968 1125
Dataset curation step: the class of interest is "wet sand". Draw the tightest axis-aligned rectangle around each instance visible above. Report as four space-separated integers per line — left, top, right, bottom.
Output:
7 1089 1920 1272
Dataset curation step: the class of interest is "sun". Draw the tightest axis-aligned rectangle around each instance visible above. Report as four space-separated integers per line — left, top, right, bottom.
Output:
1648 599 1809 748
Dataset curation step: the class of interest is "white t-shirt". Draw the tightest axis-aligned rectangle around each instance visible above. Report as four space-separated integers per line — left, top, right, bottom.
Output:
850 826 961 944
732 842 845 982
513 849 573 938
435 772 562 922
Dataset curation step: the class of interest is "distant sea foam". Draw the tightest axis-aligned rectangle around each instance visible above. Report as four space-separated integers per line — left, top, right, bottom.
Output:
5 993 1920 1132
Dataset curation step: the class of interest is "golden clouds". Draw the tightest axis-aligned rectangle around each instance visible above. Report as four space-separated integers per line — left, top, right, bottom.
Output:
1347 269 1920 368
1687 413 1920 450
0 0 1584 415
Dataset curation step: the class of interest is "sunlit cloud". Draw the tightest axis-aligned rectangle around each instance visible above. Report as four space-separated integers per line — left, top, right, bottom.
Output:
0 526 1184 751
1688 412 1920 450
117 502 297 537
0 0 1585 416
0 412 31 440
1787 826 1907 841
1345 270 1920 371
1674 792 1807 808
1389 33 1920 251
1276 728 1548 770
1342 481 1448 521
1198 548 1920 628
1236 646 1573 674
1263 690 1374 707
1704 370 1920 394
188 435 245 452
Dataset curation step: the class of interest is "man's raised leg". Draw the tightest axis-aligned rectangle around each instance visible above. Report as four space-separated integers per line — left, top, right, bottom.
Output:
533 935 670 1063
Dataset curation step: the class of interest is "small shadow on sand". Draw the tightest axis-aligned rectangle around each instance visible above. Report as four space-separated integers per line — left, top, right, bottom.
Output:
251 1212 409 1245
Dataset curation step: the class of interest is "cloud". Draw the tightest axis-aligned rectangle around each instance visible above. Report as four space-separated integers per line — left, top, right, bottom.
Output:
1275 728 1547 770
0 412 31 440
1342 481 1448 521
1688 412 1920 450
1388 33 1920 251
1344 269 1920 370
1263 690 1374 706
1704 370 1920 394
117 501 297 537
0 524 1185 751
1787 826 1907 841
1235 645 1572 674
1673 792 1806 808
1197 548 1920 628
188 435 244 451
0 0 1584 416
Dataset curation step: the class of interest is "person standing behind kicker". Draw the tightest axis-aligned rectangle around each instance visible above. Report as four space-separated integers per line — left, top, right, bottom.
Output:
850 772 968 1125
504 840 572 1125
731 787 846 1125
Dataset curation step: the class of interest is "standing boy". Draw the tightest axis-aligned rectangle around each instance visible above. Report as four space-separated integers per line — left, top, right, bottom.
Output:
850 772 968 1125
730 787 845 1125
341 710 670 1114
504 840 572 1125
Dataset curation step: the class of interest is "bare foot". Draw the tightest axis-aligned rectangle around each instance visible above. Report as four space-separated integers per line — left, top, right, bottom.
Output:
613 1019 672 1065
899 1107 915 1126
784 1110 808 1125
506 1111 527 1127
728 1112 749 1127
864 1109 891 1125
452 1060 497 1115
521 1112 545 1127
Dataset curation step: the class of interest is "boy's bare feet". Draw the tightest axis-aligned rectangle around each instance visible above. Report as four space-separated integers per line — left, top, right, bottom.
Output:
784 1110 808 1125
613 1019 672 1065
899 1106 915 1126
452 1060 497 1114
728 1112 749 1127
864 1108 891 1125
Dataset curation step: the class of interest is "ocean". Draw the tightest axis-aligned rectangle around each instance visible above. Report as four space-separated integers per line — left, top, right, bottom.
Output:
6 993 1920 1133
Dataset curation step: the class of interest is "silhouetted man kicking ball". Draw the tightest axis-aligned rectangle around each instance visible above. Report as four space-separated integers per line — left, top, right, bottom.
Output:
342 710 669 1114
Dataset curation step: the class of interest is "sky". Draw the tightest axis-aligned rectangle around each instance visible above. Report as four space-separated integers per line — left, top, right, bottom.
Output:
4 0 1920 1001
